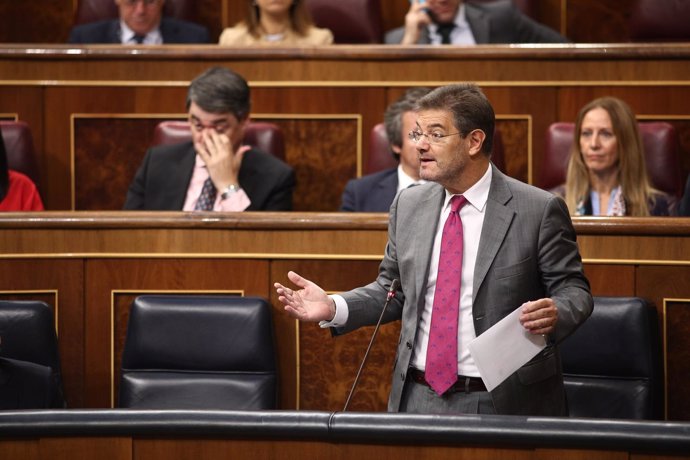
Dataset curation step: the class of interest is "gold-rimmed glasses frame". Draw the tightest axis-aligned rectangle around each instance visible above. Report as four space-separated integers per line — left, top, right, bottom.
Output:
408 130 462 145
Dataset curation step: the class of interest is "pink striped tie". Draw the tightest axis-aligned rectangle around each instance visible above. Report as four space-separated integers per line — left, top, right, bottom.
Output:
425 195 467 396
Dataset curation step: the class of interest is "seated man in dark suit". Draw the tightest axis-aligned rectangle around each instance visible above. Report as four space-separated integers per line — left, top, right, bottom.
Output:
340 87 431 212
387 0 567 45
124 66 295 211
68 0 209 44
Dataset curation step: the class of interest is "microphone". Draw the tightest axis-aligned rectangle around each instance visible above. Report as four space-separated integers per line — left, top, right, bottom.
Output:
342 278 400 412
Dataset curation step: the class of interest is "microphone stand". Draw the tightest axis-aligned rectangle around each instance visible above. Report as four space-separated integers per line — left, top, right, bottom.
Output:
342 279 400 412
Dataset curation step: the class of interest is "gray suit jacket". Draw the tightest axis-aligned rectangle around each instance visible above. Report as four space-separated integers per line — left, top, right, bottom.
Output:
385 0 568 45
339 165 592 415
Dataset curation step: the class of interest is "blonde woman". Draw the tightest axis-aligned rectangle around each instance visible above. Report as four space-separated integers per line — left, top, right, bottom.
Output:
553 97 676 216
220 0 333 46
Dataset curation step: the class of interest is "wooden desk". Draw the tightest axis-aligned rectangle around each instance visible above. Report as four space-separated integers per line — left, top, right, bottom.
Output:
1 213 690 420
1 45 689 210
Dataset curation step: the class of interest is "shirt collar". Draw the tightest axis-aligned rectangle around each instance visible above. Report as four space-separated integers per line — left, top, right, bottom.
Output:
430 3 469 35
442 163 492 212
120 20 162 44
397 165 425 192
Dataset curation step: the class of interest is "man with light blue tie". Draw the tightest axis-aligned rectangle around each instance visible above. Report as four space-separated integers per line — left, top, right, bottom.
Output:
386 0 567 45
68 0 209 45
275 83 592 416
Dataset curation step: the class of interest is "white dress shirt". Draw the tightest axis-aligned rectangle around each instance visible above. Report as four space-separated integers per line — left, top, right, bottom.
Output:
428 4 477 45
120 21 163 45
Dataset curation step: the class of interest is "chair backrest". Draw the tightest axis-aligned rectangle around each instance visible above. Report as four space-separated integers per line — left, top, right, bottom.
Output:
73 0 198 25
539 121 683 197
629 0 690 42
365 122 506 175
152 121 286 162
0 300 66 408
118 295 278 410
305 0 383 44
560 296 663 419
0 121 40 187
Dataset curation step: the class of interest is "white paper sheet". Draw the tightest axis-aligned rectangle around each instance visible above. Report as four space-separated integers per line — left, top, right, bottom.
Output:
467 306 546 392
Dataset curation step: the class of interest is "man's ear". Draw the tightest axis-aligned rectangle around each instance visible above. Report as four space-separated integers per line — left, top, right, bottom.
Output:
467 129 486 158
391 144 402 155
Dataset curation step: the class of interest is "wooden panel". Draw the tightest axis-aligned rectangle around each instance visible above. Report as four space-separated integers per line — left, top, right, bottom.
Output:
0 1 72 43
84 258 269 408
565 0 637 43
583 264 635 296
0 259 84 407
134 439 536 460
44 86 189 210
0 440 39 460
636 266 690 421
270 259 395 412
40 437 131 460
664 300 690 421
73 117 162 211
535 450 627 460
259 118 359 212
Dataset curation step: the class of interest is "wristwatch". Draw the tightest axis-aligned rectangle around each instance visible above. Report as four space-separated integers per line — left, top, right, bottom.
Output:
220 184 241 201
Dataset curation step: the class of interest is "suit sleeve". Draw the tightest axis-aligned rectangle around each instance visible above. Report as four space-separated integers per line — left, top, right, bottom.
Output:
123 148 152 210
67 26 84 44
261 165 296 211
510 8 569 43
339 192 405 333
538 195 593 343
340 179 357 211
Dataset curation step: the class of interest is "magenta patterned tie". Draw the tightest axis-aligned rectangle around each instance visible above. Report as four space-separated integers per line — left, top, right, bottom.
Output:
425 195 467 396
194 177 217 211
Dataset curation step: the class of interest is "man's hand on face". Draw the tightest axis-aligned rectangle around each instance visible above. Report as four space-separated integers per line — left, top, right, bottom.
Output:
402 0 433 44
195 129 249 191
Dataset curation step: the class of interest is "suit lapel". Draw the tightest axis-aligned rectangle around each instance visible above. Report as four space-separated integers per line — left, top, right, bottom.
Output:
413 185 445 306
167 143 197 209
109 21 121 44
465 3 490 44
473 166 515 302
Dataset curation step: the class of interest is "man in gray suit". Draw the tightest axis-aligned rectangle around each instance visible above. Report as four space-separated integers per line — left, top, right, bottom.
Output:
275 83 592 415
387 0 567 45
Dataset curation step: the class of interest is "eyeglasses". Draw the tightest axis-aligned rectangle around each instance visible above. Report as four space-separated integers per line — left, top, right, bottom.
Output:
408 130 462 145
122 0 160 6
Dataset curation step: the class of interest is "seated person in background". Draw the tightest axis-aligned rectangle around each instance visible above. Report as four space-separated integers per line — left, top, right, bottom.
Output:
219 0 333 46
340 87 431 212
388 0 567 45
68 0 209 44
124 66 295 211
0 133 43 211
552 96 676 216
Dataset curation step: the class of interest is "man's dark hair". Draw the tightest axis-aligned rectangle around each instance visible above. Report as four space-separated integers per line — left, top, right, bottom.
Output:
186 66 251 120
416 83 495 156
384 87 432 160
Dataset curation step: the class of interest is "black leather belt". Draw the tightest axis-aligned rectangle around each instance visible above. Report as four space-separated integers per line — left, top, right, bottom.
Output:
408 368 487 394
